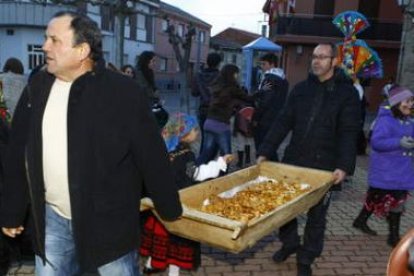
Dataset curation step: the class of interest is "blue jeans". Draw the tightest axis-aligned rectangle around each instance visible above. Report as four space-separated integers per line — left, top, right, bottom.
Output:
35 204 140 276
197 129 231 164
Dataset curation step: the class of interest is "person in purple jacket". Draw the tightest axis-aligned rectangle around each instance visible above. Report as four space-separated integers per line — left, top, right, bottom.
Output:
353 86 414 247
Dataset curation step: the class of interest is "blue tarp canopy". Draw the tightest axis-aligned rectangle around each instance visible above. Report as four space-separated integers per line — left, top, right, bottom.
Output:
242 37 282 92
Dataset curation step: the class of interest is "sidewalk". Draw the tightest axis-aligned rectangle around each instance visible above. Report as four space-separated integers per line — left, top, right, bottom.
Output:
7 154 413 276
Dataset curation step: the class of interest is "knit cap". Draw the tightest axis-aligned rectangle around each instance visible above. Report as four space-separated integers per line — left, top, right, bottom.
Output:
388 86 414 107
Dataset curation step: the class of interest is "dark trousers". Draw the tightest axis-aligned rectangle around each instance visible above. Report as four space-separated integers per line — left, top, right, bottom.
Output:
197 111 207 156
278 192 332 265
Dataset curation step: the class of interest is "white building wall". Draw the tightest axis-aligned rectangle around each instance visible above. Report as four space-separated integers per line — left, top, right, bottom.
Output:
0 27 44 74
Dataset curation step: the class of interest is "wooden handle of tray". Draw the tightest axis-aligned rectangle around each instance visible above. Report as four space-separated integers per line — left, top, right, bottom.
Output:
139 197 153 212
231 222 248 240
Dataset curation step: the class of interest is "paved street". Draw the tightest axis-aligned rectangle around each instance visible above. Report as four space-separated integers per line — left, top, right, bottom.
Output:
6 93 414 276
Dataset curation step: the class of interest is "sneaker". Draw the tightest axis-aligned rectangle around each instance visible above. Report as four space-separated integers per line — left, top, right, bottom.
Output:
272 246 299 263
297 263 312 276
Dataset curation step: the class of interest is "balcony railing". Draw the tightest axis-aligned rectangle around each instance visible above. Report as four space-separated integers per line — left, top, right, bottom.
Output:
272 15 402 42
0 1 75 28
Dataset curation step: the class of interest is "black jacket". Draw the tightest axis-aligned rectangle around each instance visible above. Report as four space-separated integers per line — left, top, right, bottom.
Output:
252 72 289 130
191 68 219 115
207 84 252 124
0 62 182 271
258 69 361 174
169 144 196 189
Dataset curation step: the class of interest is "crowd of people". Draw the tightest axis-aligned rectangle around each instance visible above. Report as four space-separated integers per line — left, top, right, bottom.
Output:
0 10 412 276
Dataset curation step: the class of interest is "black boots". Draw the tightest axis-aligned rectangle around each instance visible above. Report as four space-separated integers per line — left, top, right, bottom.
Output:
387 212 402 247
297 263 312 276
237 151 244 168
236 145 251 169
272 246 299 263
353 207 377 236
244 145 251 165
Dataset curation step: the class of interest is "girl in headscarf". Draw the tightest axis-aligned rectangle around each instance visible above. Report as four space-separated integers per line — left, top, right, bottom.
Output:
140 113 232 276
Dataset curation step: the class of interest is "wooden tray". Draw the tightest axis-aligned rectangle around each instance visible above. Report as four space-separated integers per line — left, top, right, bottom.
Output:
140 161 333 253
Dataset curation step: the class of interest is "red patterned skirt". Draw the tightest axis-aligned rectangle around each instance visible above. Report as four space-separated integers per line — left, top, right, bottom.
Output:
139 214 200 270
365 187 409 217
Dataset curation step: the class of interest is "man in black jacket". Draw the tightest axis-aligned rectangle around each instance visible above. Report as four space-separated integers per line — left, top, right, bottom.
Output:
191 53 222 130
257 43 360 276
0 11 182 275
191 53 221 154
252 53 289 161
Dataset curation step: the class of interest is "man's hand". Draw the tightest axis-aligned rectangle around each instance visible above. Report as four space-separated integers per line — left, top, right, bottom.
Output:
257 156 267 164
2 226 24 238
262 82 272 91
332 169 346 185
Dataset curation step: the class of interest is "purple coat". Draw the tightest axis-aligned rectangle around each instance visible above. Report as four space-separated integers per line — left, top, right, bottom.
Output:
368 106 414 190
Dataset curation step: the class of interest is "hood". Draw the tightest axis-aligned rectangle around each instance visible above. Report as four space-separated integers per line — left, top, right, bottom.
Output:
264 67 285 79
376 105 393 119
198 68 219 84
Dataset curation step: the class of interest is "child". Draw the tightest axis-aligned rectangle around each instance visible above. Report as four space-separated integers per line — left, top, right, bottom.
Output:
140 113 232 275
353 86 414 247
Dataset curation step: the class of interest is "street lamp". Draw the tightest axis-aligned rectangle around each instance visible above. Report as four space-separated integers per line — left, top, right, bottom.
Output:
397 0 414 18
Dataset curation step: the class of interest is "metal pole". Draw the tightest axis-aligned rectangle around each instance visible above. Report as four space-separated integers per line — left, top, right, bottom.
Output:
397 14 407 84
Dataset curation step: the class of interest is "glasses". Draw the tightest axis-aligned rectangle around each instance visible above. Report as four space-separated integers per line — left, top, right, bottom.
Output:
311 55 334 60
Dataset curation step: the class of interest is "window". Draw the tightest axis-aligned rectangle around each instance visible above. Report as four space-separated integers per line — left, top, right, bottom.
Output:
232 54 237 64
314 0 334 16
124 17 131 39
159 58 167 72
177 24 184 37
100 6 114 32
136 14 149 42
27 44 44 70
162 19 168 32
199 31 205 43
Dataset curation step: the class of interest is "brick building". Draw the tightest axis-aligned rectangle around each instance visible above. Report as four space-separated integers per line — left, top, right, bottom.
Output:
210 27 260 86
263 0 403 112
154 1 211 92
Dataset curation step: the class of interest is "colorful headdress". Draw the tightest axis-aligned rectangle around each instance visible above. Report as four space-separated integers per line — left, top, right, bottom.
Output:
333 11 383 80
161 112 198 152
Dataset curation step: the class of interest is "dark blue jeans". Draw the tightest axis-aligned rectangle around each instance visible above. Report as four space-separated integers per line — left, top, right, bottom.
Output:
35 204 140 276
197 129 231 165
277 192 332 265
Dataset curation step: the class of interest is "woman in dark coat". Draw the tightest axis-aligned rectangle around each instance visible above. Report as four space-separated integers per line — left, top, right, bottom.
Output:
135 51 168 127
135 51 159 104
197 64 252 164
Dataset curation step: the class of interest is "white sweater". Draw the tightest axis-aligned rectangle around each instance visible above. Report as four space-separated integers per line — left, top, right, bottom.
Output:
42 78 72 219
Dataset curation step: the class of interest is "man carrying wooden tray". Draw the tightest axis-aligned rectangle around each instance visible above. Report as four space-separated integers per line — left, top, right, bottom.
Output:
257 43 360 276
